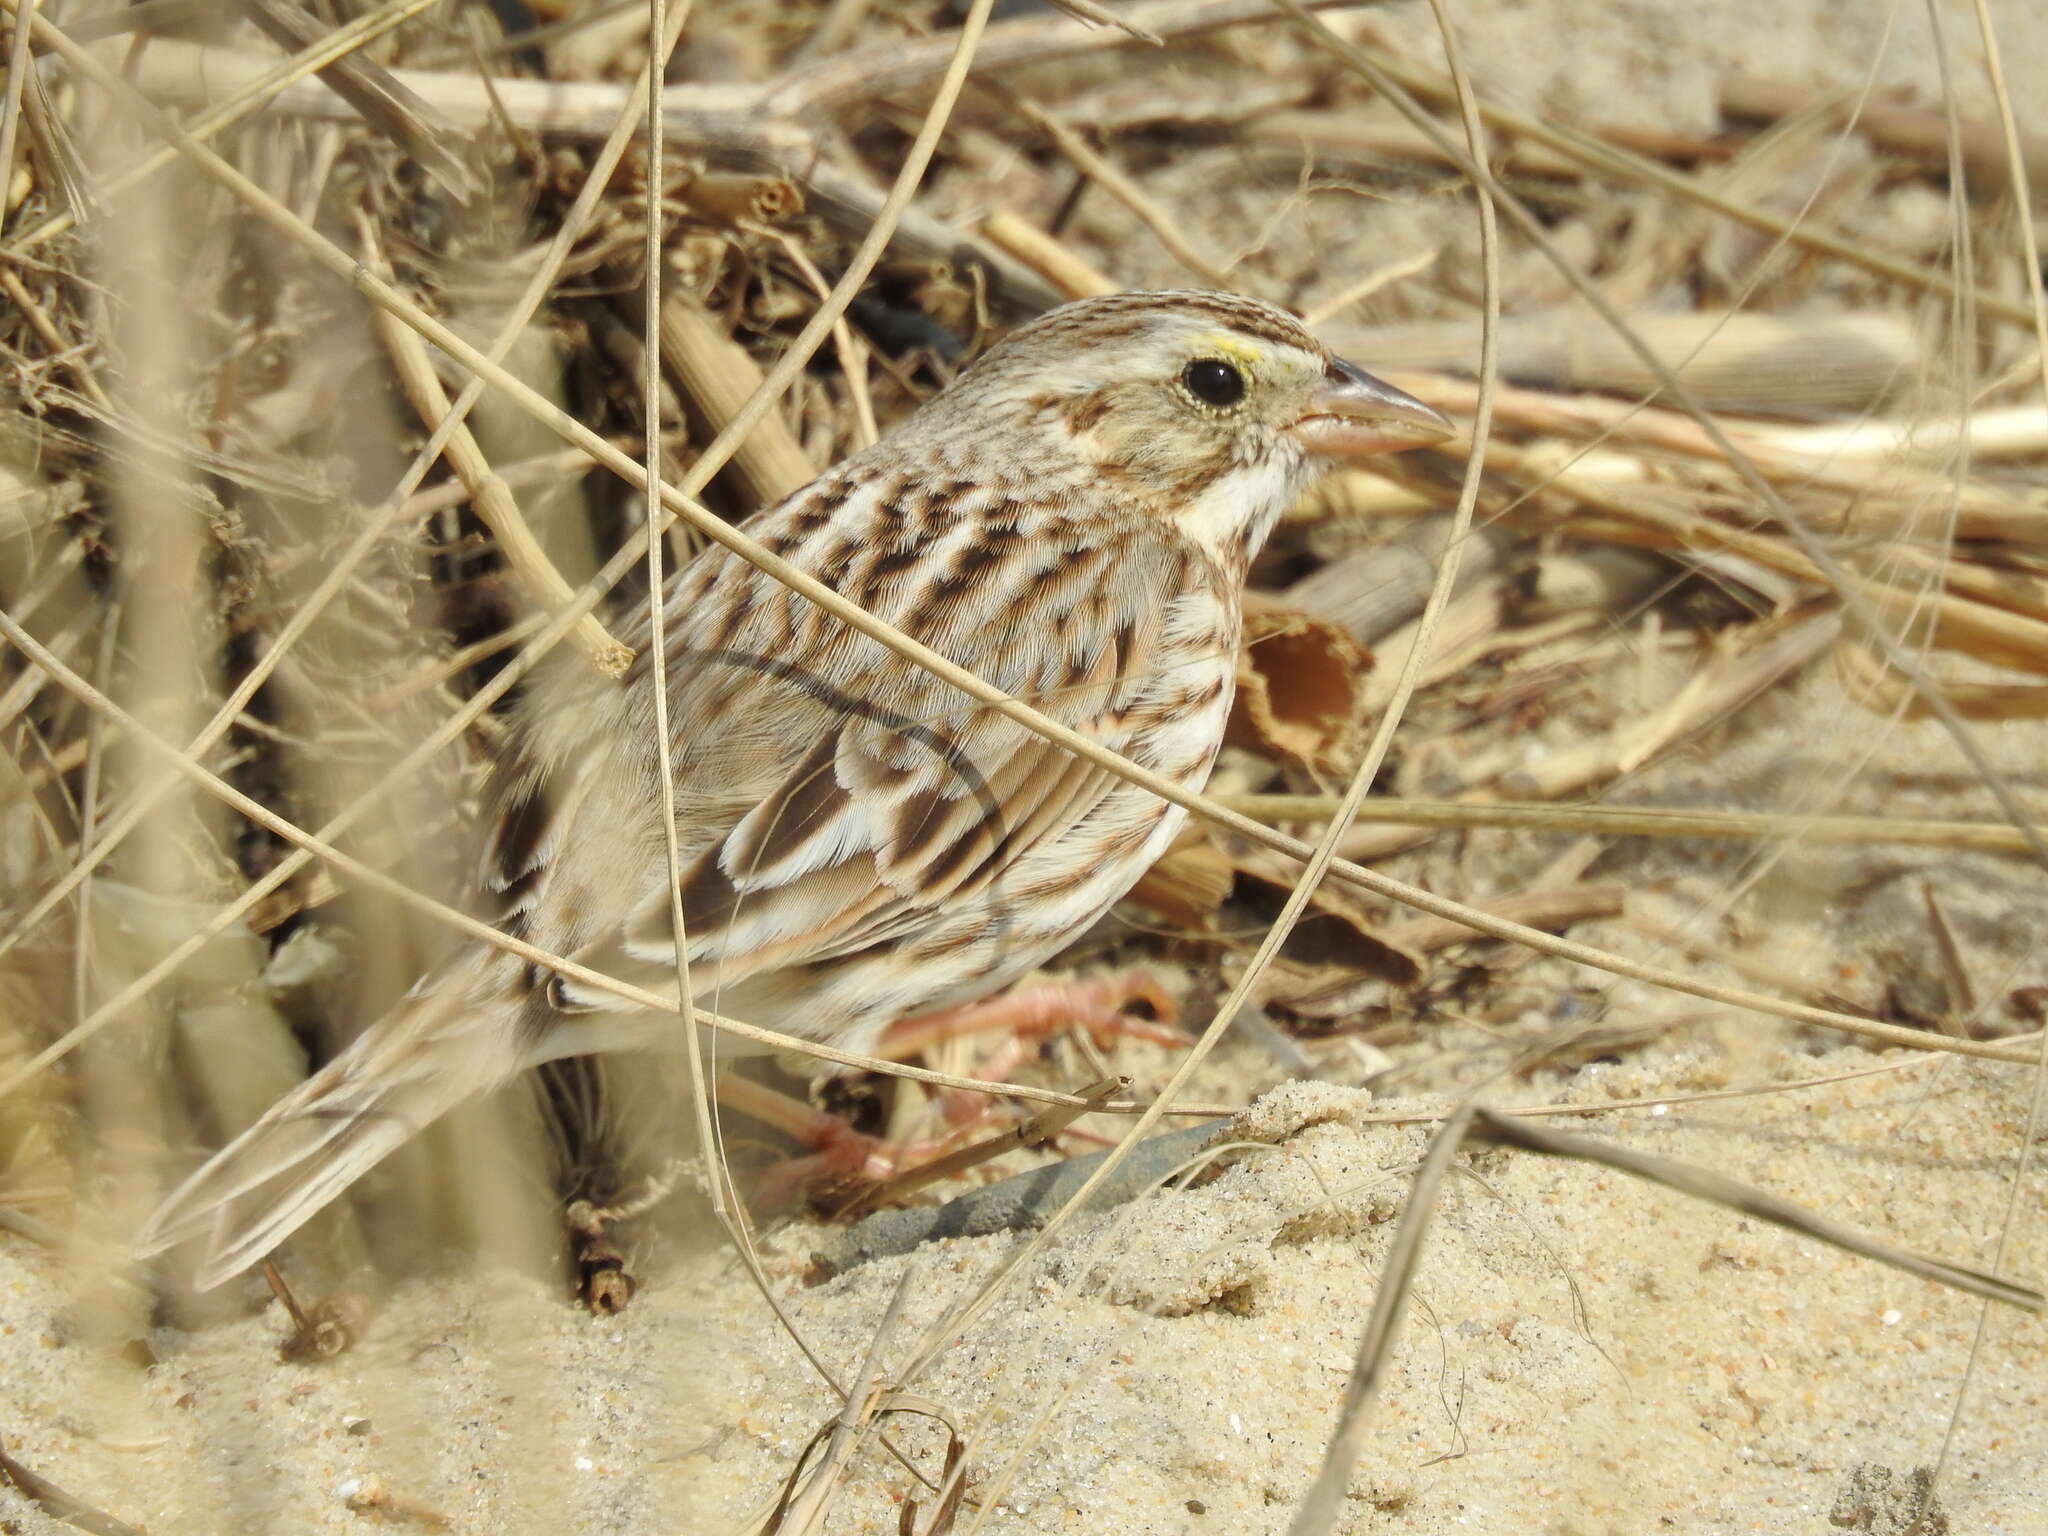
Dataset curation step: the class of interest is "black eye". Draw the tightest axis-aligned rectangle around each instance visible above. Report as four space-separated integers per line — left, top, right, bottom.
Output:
1181 357 1245 408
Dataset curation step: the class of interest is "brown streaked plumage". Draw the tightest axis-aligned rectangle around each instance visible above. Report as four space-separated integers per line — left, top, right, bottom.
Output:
137 290 1450 1288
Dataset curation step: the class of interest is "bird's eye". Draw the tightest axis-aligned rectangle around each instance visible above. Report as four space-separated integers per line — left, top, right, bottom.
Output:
1181 357 1246 408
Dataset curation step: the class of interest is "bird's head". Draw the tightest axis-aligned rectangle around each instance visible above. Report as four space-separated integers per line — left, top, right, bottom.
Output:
932 289 1452 570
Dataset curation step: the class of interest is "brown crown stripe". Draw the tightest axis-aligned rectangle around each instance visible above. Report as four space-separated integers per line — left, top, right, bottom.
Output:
1016 290 1324 357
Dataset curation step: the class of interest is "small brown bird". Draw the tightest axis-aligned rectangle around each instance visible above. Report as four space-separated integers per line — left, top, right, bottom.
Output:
139 289 1450 1287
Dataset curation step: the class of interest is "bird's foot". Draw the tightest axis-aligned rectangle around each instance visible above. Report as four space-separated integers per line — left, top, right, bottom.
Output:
731 969 1181 1211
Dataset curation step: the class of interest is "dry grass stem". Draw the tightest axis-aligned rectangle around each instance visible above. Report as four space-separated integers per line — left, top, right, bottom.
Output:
1473 1109 2042 1309
1382 882 1625 956
11 0 447 255
1224 791 2048 857
639 291 818 509
1503 610 1841 798
1330 25 2038 330
10 0 2036 1083
0 0 700 990
1335 309 1919 414
0 265 110 411
991 85 1235 289
1393 376 2036 536
977 207 1116 299
1287 1103 1475 1535
0 1431 143 1536
1283 514 1508 645
1279 0 2048 876
1721 71 2048 186
369 256 634 678
1836 641 2048 721
2 0 2045 1525
237 0 481 200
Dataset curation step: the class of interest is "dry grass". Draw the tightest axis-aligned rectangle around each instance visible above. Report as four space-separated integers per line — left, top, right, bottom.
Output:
0 1 2044 1532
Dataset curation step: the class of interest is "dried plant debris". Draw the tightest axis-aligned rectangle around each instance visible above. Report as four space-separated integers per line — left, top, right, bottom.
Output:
1 0 2046 1531
0 1431 143 1536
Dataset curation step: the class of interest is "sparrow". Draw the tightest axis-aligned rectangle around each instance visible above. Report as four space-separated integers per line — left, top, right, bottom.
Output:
138 289 1451 1287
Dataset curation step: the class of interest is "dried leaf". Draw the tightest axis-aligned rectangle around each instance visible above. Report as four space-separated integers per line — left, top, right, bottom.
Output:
1227 607 1372 772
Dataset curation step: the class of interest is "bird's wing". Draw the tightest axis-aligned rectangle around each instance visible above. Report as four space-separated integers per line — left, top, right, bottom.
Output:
492 469 1215 1022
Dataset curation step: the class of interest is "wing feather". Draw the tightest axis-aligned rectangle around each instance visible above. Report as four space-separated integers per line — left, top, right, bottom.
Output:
514 464 1210 1028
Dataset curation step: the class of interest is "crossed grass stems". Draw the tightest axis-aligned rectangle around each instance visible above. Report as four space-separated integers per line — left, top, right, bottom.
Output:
2 0 2045 1527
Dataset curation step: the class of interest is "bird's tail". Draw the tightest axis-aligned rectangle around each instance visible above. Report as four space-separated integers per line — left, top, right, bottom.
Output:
137 960 533 1290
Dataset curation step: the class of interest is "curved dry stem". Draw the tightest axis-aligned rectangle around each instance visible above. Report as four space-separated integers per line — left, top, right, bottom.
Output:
1224 794 2048 857
8 0 446 255
889 0 1505 1409
9 2 2041 1095
0 0 689 970
1927 0 2048 1499
1288 1103 1477 1534
1268 0 2048 870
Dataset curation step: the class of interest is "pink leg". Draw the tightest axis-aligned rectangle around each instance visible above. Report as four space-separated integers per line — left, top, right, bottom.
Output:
879 970 1183 1061
885 969 1182 1133
725 969 1183 1209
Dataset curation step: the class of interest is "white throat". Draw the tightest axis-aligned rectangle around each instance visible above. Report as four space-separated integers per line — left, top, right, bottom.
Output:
1173 452 1302 573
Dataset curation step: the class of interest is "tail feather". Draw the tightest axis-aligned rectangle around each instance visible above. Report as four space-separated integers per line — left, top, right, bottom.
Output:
138 971 529 1289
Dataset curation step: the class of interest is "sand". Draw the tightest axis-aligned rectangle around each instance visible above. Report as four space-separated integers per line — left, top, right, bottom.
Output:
6 0 2048 1532
3 1046 2043 1534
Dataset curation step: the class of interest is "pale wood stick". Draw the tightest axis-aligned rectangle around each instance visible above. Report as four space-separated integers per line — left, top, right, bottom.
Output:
1510 546 1669 625
369 266 633 678
1284 513 1509 644
1385 375 2032 533
1721 73 2048 189
1330 309 1918 415
978 208 1116 299
1462 438 2048 677
1834 641 2048 723
1881 543 2048 627
1502 611 1841 799
1357 575 1506 715
1743 403 2048 465
638 293 817 509
24 0 2035 1078
1224 791 2048 857
1287 467 1435 521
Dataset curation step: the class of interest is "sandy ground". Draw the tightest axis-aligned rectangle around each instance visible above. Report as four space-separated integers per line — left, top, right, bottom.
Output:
6 667 2048 1528
6 0 2048 1532
2 1046 2043 1535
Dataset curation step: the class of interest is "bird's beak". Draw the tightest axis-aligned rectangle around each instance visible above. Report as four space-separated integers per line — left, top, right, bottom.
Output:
1287 359 1455 457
